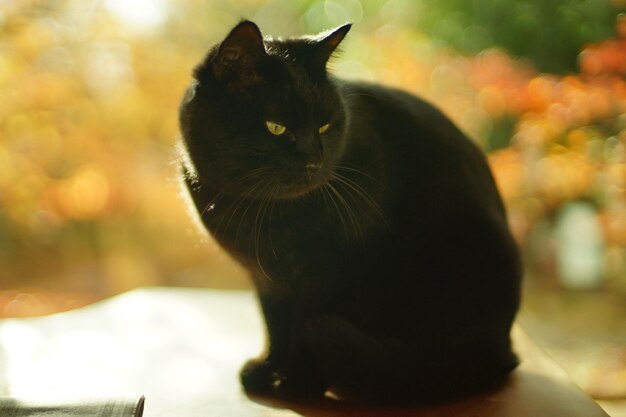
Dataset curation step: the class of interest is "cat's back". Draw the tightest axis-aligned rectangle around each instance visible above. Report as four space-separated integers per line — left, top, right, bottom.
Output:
340 81 486 166
340 81 461 138
337 80 506 218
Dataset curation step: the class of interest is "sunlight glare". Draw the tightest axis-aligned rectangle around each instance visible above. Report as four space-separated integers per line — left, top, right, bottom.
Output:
105 0 168 30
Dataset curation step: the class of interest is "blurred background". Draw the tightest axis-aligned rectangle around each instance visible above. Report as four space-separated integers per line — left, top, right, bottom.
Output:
1 0 625 413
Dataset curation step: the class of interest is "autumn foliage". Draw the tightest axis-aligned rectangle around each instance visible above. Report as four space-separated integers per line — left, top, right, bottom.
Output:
1 1 625 317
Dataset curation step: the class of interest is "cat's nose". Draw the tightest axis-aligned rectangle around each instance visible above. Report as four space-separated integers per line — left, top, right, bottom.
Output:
305 162 322 179
304 162 322 174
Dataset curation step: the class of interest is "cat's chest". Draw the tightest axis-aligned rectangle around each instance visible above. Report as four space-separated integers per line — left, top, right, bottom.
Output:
201 194 376 264
203 197 333 245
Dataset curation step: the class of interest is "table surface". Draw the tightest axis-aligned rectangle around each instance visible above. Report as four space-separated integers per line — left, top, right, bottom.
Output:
0 287 610 417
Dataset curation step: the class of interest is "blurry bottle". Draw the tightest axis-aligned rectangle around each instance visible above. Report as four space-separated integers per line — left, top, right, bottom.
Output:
554 201 605 290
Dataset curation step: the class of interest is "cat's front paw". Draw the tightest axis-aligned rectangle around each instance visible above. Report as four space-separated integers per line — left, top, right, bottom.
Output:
240 358 275 394
271 368 327 401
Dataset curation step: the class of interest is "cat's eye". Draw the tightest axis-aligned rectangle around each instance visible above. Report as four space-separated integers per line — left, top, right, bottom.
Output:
266 121 287 136
318 123 331 134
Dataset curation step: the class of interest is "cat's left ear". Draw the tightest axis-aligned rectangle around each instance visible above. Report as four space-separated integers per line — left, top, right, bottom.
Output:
312 23 352 70
212 20 267 84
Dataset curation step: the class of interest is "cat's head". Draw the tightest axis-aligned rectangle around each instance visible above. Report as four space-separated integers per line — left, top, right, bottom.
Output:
179 20 351 199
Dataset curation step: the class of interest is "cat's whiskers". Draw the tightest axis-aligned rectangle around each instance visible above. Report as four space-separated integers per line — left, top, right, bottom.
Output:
321 181 362 243
229 177 271 241
331 170 392 231
201 168 270 217
211 168 275 241
326 182 364 243
214 186 254 236
201 168 280 280
267 186 280 260
335 163 387 189
320 184 350 241
252 181 278 280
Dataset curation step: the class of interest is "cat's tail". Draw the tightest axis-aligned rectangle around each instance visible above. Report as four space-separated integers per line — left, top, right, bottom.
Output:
303 316 518 403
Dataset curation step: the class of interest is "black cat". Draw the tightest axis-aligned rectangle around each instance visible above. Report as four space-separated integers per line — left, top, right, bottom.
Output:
178 21 521 402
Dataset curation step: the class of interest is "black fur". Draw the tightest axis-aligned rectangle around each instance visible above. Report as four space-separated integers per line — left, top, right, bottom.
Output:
178 21 522 403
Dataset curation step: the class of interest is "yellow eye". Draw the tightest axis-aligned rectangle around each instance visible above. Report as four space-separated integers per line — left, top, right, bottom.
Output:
318 123 331 134
266 121 287 135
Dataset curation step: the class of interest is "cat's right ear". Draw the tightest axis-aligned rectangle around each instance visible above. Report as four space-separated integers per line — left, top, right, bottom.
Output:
210 20 267 85
311 23 352 71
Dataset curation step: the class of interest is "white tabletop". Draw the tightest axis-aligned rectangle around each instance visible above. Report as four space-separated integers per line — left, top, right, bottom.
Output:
0 288 610 417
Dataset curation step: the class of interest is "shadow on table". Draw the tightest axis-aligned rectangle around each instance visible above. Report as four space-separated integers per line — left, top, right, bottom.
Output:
247 370 607 417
